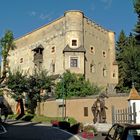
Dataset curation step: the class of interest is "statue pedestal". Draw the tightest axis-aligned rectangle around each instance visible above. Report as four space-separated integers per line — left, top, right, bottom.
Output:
94 123 112 132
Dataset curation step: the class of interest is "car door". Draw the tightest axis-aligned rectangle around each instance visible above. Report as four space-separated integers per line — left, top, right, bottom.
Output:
105 124 118 140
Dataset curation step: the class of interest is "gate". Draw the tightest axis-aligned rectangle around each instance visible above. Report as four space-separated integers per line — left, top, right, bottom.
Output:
112 103 137 124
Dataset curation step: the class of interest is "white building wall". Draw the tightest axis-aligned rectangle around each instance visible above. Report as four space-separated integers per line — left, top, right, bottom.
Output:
129 100 140 123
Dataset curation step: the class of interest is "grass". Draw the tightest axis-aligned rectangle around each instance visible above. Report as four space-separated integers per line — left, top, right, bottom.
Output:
7 113 77 125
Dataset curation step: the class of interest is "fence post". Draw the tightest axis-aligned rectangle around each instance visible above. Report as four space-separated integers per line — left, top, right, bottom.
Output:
112 106 115 124
133 102 137 124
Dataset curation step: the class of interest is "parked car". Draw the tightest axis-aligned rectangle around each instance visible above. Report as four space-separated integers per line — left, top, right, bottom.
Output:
102 123 140 140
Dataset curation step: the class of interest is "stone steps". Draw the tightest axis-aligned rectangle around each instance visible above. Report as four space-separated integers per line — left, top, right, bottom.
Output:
94 123 112 132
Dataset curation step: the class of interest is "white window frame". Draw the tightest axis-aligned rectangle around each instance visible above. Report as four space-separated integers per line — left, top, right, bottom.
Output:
70 38 78 48
69 56 79 68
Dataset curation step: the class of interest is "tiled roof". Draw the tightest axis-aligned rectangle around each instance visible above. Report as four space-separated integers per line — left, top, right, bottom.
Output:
128 87 140 100
63 45 86 53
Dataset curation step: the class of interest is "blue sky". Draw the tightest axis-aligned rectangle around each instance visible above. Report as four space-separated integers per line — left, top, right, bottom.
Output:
0 0 137 40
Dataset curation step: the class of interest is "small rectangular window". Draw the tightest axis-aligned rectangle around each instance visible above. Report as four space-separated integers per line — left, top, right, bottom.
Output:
90 64 95 73
102 51 106 57
52 64 55 72
103 68 107 77
72 40 77 46
51 46 55 53
113 70 116 78
20 58 23 63
84 107 88 117
70 57 78 67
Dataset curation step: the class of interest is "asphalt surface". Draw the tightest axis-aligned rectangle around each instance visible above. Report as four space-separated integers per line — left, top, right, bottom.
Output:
0 120 105 140
0 120 80 140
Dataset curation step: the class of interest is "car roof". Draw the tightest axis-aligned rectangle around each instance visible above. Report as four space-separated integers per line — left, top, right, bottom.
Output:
115 123 140 128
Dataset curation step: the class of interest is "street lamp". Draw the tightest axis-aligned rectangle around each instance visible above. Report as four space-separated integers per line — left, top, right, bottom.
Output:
59 75 65 120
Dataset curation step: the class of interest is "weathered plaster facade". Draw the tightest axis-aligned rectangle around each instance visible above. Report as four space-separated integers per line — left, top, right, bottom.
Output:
8 10 118 93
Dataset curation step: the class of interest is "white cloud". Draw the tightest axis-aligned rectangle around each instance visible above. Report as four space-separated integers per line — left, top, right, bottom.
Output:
29 11 53 21
101 0 112 9
30 11 37 16
39 13 52 21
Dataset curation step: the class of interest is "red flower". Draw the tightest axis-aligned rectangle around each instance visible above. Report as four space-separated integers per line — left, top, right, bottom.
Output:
82 132 94 139
51 120 59 127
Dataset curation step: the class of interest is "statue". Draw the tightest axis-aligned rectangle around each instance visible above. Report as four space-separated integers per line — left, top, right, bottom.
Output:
91 93 108 123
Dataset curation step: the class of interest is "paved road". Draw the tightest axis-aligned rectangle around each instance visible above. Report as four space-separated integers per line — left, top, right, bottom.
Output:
0 120 81 140
0 120 105 140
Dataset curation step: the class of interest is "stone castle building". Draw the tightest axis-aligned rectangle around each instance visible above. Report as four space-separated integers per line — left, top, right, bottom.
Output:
7 10 118 93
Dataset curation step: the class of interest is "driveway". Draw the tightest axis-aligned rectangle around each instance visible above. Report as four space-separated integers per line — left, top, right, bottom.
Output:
0 120 81 140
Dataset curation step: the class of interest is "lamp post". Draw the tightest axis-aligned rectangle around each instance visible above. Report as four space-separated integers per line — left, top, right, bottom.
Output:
62 76 65 120
59 75 65 120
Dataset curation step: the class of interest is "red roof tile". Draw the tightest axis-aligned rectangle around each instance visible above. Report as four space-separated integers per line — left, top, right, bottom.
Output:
128 87 140 100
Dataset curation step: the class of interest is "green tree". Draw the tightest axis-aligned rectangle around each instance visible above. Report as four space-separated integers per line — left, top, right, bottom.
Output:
6 69 53 115
25 70 54 114
123 34 140 90
55 70 101 98
6 70 28 119
133 0 140 45
116 31 140 92
116 30 128 92
0 30 15 83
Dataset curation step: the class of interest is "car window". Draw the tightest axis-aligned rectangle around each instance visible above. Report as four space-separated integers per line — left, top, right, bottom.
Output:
127 128 140 140
115 126 124 140
108 125 117 139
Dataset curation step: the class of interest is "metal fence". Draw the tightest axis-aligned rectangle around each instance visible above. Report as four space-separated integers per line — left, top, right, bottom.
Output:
112 103 137 124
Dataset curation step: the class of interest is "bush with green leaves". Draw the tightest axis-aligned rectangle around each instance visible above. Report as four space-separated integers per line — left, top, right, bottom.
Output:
6 69 54 114
55 70 101 98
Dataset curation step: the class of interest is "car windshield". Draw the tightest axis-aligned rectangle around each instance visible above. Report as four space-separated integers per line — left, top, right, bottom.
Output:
127 128 140 140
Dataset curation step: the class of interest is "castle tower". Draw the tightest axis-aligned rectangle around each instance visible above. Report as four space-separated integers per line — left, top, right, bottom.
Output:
63 11 85 74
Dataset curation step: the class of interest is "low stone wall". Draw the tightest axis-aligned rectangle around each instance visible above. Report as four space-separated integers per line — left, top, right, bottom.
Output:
36 95 129 124
3 90 129 124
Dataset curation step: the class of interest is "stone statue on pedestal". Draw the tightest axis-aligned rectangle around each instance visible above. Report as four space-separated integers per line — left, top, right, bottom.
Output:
91 93 108 123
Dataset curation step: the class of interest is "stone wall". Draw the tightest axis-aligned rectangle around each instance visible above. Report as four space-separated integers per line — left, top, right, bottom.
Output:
3 89 128 124
36 95 128 124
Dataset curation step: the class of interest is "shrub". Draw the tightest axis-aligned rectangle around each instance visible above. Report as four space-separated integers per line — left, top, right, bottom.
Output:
69 123 81 134
59 121 70 130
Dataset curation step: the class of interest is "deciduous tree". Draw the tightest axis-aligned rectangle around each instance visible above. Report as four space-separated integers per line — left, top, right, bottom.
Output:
0 30 15 84
55 70 101 98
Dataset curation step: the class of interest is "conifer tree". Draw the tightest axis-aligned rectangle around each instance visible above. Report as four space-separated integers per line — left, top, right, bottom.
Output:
133 0 140 45
116 30 128 92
